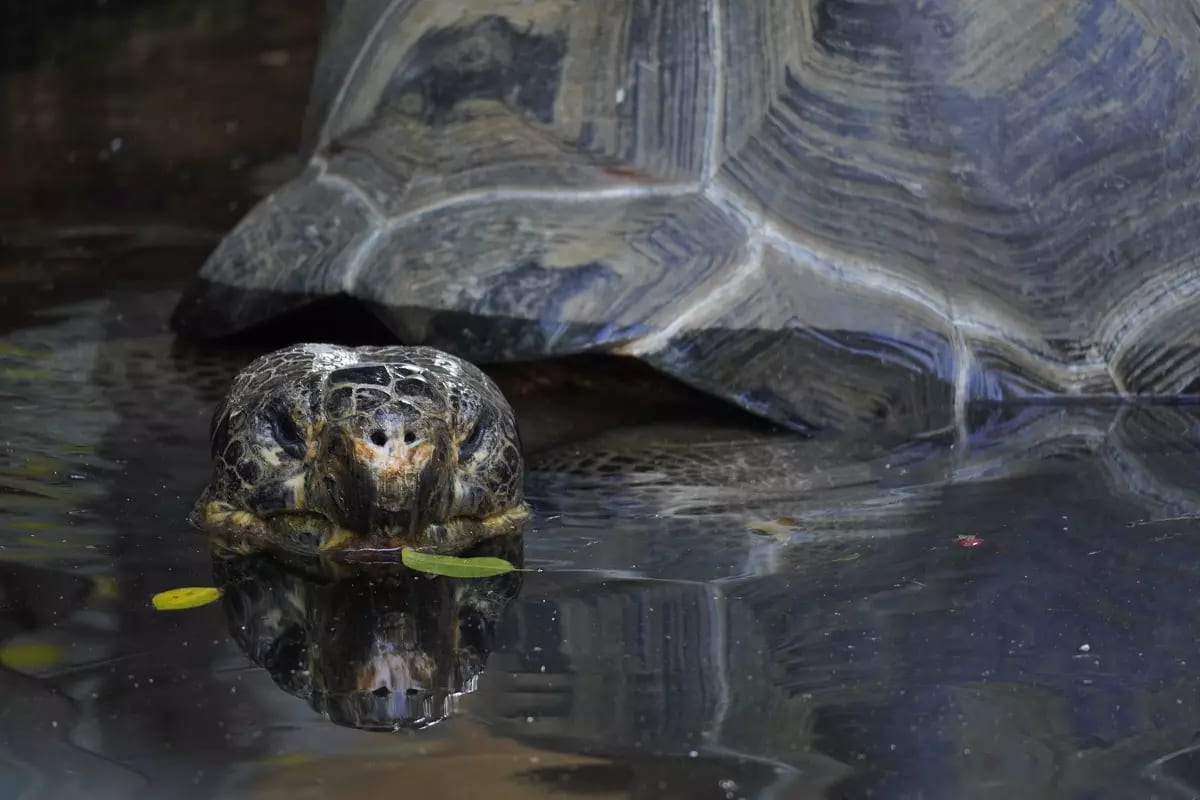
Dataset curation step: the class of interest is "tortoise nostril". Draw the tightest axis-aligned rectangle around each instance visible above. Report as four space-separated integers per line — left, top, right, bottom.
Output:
370 430 388 446
403 431 417 445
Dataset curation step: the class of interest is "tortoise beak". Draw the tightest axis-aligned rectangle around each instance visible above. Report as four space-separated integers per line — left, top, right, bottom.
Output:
308 426 453 541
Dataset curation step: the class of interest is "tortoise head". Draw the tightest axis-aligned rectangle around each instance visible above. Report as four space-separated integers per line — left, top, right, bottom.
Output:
195 344 527 555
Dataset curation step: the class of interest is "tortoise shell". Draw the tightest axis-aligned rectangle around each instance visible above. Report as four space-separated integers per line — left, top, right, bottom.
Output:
173 0 1200 436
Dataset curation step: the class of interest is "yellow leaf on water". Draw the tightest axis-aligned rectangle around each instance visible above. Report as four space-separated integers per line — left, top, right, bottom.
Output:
16 534 70 548
400 548 516 578
257 751 316 767
91 575 120 600
151 586 223 611
0 342 48 359
3 521 55 531
0 550 52 563
15 458 56 478
0 642 63 670
0 368 49 381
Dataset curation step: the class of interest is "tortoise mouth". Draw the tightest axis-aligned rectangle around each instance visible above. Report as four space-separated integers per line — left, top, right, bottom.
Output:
195 497 530 558
195 502 347 555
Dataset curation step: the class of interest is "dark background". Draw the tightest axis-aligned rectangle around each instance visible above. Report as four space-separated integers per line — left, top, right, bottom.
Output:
1 0 321 227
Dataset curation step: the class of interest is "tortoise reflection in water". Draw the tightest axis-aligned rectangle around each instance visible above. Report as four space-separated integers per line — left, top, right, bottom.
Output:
212 536 524 731
191 343 529 557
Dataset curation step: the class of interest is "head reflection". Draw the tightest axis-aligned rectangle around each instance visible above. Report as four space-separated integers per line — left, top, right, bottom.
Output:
212 536 523 731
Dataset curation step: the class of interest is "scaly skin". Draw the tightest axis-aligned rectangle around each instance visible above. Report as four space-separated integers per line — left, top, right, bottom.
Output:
192 343 529 557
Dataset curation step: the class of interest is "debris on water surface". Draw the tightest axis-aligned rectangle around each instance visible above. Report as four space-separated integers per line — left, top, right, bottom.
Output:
1127 514 1200 527
151 586 223 610
400 547 517 578
955 535 984 548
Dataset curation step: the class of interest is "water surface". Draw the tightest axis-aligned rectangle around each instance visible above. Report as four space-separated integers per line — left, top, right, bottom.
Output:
8 5 1200 796
4 273 1200 799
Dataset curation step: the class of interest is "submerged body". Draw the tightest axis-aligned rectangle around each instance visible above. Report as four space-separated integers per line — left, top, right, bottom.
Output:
193 343 528 556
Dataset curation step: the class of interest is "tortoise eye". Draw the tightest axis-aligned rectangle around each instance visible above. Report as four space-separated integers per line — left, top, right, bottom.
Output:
457 406 493 463
260 398 306 460
210 410 232 459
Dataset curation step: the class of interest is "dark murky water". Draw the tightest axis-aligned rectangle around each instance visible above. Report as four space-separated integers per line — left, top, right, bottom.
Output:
9 3 1200 799
7 278 1200 799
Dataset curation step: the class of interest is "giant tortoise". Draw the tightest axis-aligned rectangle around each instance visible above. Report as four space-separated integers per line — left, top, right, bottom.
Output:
174 0 1200 437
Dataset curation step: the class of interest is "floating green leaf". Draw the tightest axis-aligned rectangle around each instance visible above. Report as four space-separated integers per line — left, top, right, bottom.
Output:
152 586 223 610
400 548 516 578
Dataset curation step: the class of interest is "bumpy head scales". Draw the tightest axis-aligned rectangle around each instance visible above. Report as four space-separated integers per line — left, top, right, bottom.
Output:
194 343 528 555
